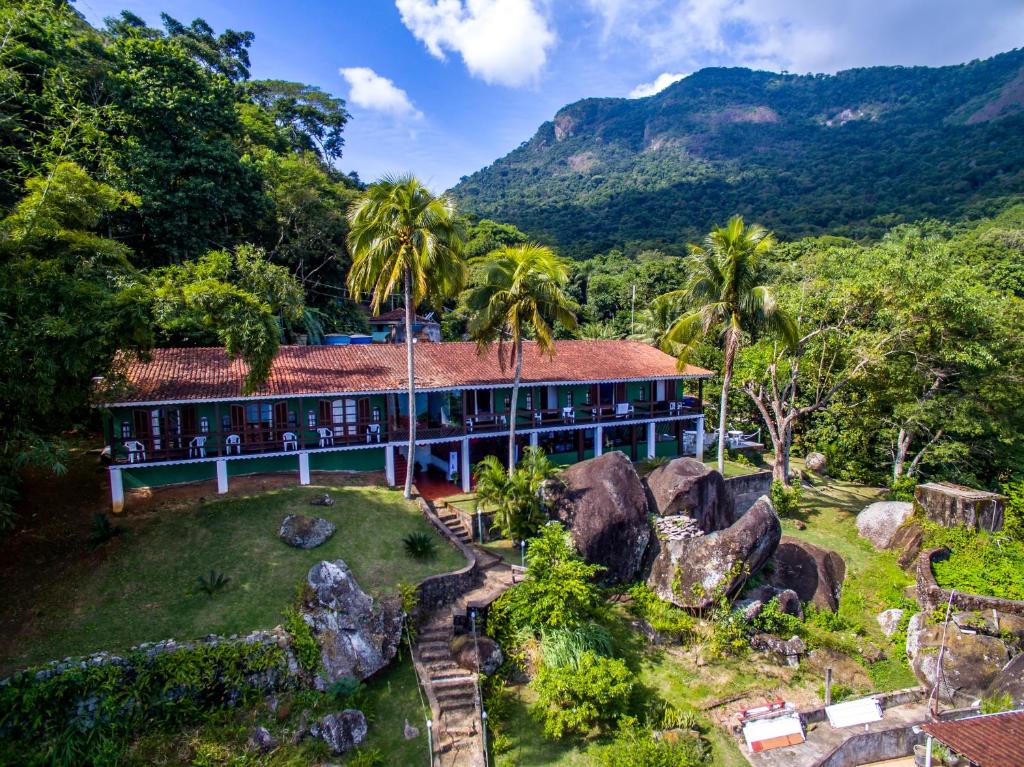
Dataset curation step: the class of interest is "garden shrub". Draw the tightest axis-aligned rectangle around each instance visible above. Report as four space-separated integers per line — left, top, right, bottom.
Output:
1002 481 1024 543
540 624 614 669
751 597 802 636
981 691 1014 714
402 531 437 560
283 606 320 673
707 604 750 659
818 681 856 703
627 583 695 643
597 723 710 767
0 640 287 767
770 480 801 517
532 650 634 739
888 475 917 502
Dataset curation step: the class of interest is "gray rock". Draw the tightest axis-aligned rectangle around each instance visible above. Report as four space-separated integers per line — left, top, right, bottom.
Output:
766 537 846 612
310 710 367 755
737 585 803 622
646 495 781 609
248 726 276 754
403 718 421 740
310 493 335 507
645 457 732 532
987 654 1024 707
914 482 1005 532
751 633 806 666
451 634 504 676
856 502 914 550
804 452 827 474
906 617 1011 702
302 560 403 684
279 514 337 549
551 451 652 584
877 608 905 637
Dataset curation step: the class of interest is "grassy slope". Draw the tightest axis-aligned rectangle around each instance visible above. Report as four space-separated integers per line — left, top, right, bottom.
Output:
3 484 464 671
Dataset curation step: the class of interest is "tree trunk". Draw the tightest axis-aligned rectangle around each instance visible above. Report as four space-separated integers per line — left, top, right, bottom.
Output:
403 268 416 499
893 427 911 482
717 349 734 474
508 337 523 476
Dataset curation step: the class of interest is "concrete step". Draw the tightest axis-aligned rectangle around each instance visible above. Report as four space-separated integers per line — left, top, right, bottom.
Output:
418 648 450 662
418 628 450 642
432 675 475 689
440 698 478 712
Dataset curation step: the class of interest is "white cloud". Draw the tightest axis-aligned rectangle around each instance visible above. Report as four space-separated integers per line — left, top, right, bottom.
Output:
585 0 1024 75
395 0 555 87
628 71 689 98
339 67 422 119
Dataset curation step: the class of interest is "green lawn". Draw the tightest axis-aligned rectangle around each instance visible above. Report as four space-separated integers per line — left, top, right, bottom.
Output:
3 484 465 671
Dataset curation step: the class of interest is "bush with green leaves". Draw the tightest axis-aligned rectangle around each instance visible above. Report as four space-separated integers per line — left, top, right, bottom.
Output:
888 475 918 502
532 650 635 739
597 722 710 767
769 480 801 518
818 681 856 703
402 531 437 560
981 691 1014 714
540 624 614 669
751 597 802 636
473 447 556 541
1003 481 1024 543
925 523 1024 600
197 569 230 595
283 606 320 673
627 583 695 643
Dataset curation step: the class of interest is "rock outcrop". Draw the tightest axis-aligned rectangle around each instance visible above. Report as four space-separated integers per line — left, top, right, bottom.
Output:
856 502 914 550
905 612 1011 702
804 452 827 474
279 514 337 549
646 495 781 609
915 482 1005 532
645 457 732 532
877 608 905 638
987 654 1024 707
311 710 367 754
551 451 651 583
767 537 846 612
751 633 806 665
302 560 403 684
737 585 803 622
451 635 503 676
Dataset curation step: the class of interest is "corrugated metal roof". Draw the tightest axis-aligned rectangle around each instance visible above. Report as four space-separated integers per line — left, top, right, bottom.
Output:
922 710 1024 767
105 340 713 405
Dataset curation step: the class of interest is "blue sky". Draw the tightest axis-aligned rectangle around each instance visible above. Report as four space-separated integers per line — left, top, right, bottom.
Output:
76 0 1024 191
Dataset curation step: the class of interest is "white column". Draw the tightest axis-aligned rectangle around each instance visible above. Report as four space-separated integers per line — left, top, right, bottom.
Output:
298 452 310 485
216 459 228 494
529 431 539 448
385 445 396 487
646 422 656 459
695 416 705 461
461 438 471 493
109 468 124 514
594 426 604 457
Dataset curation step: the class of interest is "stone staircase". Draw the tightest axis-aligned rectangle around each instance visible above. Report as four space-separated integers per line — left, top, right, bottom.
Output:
437 504 473 545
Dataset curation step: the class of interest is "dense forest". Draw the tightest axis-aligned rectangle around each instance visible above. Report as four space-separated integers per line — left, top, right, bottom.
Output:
452 51 1024 258
1 0 1022 528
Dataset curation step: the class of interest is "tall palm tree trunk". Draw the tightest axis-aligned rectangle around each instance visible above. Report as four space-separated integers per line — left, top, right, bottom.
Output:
403 267 416 499
508 336 523 476
717 330 740 473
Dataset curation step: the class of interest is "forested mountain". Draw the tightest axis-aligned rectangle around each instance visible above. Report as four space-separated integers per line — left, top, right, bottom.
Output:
452 50 1024 257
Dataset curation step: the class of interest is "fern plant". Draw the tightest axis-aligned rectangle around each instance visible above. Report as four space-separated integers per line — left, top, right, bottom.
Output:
402 531 437 560
197 569 230 595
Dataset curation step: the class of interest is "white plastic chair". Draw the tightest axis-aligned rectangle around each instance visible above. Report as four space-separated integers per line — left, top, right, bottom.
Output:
466 417 474 433
562 406 575 424
366 423 381 443
282 432 299 451
615 402 634 418
317 427 334 447
188 436 207 458
125 440 146 463
225 434 241 454
533 410 543 425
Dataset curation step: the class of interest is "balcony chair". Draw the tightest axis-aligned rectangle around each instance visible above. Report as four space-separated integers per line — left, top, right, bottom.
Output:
317 427 334 447
188 435 207 458
614 402 634 419
562 406 575 424
225 434 241 455
366 423 381 443
125 440 146 463
282 432 299 451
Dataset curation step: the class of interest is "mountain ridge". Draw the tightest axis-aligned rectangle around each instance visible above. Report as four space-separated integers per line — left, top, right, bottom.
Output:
451 49 1024 257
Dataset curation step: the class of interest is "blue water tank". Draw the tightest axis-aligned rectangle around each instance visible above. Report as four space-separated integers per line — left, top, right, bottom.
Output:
349 334 372 345
324 334 350 345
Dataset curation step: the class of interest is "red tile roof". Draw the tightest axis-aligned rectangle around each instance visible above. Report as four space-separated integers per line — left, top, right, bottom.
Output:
106 341 712 405
922 711 1024 767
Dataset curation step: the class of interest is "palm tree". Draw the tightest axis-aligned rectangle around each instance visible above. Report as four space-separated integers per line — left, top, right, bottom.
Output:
347 175 465 498
660 216 796 473
465 245 577 474
629 294 681 349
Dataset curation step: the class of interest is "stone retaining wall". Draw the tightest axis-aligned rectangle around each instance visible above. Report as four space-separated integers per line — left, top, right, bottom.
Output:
810 725 925 767
916 547 1024 616
413 495 482 614
725 471 773 520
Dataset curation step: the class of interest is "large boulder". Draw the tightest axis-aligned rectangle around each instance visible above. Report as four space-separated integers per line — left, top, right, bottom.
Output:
645 457 732 532
551 451 651 583
906 613 1011 702
877 608 905 638
987 654 1024 707
451 635 503 676
915 482 1005 532
279 514 337 549
310 710 367 755
302 560 403 684
646 495 781 609
804 452 827 474
856 502 914 550
766 537 846 612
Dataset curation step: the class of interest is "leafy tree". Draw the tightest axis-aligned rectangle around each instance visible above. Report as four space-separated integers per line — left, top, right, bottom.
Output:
465 244 578 471
247 80 349 163
346 175 466 498
473 446 556 540
661 216 797 472
145 245 305 392
532 651 634 739
462 217 529 260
